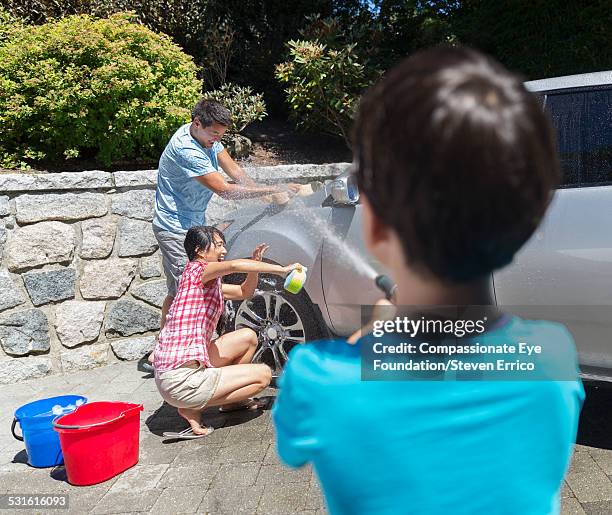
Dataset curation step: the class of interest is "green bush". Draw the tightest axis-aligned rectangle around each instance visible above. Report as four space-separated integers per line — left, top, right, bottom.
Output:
0 8 22 44
0 13 201 167
3 1 336 113
275 39 373 144
205 83 267 134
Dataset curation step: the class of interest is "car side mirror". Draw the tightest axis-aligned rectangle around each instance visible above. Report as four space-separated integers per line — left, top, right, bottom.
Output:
330 174 360 205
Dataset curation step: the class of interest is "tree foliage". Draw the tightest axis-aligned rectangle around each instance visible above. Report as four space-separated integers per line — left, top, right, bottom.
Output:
0 13 200 167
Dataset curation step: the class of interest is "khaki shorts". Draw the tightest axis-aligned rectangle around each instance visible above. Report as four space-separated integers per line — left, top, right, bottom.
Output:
155 363 222 409
152 225 187 297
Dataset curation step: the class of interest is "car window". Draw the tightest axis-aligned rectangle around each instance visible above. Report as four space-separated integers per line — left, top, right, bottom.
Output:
546 88 612 187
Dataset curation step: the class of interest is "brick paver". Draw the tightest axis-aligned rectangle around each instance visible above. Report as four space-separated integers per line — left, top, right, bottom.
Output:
1 361 611 514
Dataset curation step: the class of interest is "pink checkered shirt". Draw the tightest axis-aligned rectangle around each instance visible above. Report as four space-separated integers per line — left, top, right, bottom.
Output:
154 260 224 373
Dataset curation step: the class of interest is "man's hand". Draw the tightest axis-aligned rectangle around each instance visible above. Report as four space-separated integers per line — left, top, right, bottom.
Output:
270 192 292 205
286 183 302 193
251 243 269 261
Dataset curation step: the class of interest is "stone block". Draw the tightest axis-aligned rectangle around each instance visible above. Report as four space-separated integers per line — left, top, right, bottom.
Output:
80 218 116 259
4 221 75 272
117 218 158 257
0 196 9 216
60 344 108 372
55 300 106 348
140 253 162 279
131 280 166 308
16 193 107 224
0 270 25 312
105 300 160 337
111 190 155 221
22 267 75 306
0 218 7 244
111 336 155 360
0 170 112 192
113 170 158 188
80 258 137 299
205 196 239 225
0 357 52 384
245 162 350 183
0 309 50 356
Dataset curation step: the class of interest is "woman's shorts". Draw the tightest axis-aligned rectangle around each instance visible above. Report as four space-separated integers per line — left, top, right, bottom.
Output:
155 363 222 409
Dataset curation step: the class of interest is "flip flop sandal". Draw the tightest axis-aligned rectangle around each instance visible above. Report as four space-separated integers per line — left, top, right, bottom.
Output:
162 427 214 439
218 398 268 413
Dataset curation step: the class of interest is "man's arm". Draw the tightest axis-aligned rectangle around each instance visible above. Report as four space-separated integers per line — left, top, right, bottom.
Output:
218 149 256 185
195 171 281 200
218 149 302 199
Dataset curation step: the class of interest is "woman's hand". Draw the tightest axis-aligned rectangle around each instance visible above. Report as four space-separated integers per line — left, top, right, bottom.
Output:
251 243 269 262
280 263 305 277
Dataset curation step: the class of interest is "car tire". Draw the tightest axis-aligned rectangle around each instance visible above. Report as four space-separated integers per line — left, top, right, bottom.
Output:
224 272 327 378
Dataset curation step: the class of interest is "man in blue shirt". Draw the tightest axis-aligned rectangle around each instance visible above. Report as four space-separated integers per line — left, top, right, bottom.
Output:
273 47 584 514
149 99 297 369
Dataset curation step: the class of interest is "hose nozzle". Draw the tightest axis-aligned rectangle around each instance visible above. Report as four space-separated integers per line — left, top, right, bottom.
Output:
375 274 397 301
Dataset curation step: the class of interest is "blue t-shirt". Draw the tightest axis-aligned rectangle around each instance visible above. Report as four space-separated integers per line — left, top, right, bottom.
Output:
153 123 224 233
273 317 584 515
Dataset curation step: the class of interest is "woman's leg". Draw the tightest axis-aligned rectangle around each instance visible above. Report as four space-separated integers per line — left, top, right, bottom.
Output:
206 363 272 408
208 327 259 367
174 363 271 433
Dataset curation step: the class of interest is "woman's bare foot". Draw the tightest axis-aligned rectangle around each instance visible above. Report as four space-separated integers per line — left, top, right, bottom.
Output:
177 407 213 435
219 398 267 412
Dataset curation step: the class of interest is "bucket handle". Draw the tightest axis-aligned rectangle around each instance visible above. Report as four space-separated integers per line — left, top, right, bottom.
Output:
53 404 143 430
11 418 23 441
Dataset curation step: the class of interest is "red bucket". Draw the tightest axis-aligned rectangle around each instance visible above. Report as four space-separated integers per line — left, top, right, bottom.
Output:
53 402 143 486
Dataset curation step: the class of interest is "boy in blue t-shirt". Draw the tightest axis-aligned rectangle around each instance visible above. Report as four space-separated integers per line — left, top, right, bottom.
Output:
273 47 584 515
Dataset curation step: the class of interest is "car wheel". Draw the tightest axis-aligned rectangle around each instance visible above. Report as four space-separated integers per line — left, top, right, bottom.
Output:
226 273 326 377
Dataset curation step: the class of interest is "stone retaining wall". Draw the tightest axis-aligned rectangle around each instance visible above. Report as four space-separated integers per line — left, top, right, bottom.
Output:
0 163 350 383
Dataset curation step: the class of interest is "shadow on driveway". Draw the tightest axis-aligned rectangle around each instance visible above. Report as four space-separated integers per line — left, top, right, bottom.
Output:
577 381 612 450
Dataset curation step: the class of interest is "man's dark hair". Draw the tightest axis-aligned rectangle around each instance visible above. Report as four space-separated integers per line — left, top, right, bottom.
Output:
184 225 226 261
192 98 232 128
353 46 560 282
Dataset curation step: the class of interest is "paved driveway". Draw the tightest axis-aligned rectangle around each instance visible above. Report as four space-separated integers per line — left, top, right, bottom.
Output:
1 362 610 514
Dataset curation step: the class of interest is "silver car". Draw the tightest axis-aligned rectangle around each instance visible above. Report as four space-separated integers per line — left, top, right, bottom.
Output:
220 70 612 382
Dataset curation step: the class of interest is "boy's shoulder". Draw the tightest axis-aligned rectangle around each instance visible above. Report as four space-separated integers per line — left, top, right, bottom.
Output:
490 316 576 352
289 337 360 361
284 338 362 385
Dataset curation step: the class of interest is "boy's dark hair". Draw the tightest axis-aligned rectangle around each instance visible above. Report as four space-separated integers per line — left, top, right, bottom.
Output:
353 46 560 282
192 98 232 128
184 225 226 261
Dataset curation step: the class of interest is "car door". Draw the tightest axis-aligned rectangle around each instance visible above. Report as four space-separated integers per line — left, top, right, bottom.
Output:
493 86 612 379
321 200 389 336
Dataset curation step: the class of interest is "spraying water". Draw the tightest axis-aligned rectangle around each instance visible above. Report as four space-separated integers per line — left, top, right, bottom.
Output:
225 180 385 290
282 185 379 280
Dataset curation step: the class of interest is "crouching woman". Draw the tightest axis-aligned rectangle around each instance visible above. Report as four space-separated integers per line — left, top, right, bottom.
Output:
154 225 303 437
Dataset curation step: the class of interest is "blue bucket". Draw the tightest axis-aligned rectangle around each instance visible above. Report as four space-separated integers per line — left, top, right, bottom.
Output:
12 395 87 468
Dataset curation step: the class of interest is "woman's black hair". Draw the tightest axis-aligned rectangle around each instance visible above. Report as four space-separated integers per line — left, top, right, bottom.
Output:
183 226 226 261
353 46 560 282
